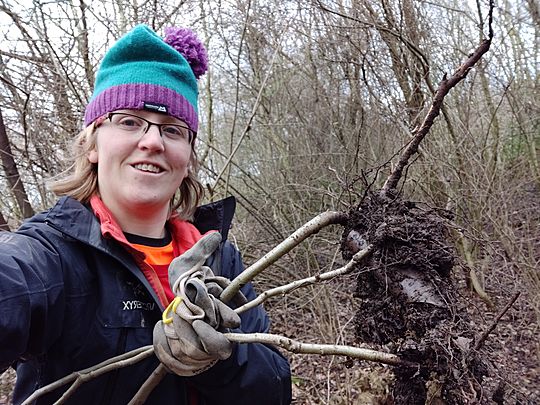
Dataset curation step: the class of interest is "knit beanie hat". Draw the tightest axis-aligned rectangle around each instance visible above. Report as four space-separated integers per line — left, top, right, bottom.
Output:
84 24 208 133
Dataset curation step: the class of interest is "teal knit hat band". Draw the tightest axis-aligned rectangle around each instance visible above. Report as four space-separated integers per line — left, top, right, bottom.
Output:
85 25 208 132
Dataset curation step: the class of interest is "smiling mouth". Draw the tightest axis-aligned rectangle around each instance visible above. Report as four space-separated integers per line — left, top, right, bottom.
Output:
133 163 163 173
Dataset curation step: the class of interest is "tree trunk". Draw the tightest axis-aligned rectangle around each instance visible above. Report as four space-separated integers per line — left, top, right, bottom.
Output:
0 108 35 219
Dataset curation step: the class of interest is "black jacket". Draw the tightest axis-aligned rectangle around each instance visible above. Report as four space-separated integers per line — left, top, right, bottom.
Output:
0 196 291 404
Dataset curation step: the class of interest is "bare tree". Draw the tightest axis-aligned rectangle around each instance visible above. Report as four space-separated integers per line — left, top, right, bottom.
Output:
0 107 34 219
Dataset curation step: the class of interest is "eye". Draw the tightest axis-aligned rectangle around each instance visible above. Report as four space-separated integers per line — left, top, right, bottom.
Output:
114 114 145 130
162 125 191 141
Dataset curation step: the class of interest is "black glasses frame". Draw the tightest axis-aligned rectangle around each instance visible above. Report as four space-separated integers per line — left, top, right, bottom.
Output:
106 112 195 144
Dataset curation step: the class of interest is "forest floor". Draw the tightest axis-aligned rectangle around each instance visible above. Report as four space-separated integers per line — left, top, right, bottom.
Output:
269 266 539 404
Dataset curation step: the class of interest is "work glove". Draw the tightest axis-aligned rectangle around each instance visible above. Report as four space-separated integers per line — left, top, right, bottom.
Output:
153 232 246 376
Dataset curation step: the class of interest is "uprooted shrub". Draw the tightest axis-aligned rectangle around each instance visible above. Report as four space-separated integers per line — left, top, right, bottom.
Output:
342 192 487 404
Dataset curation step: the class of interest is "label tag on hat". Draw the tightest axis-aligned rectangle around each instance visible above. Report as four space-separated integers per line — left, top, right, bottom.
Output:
143 102 168 114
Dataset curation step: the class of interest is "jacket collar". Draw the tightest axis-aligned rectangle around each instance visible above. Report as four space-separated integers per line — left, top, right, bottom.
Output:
44 195 236 248
193 195 236 240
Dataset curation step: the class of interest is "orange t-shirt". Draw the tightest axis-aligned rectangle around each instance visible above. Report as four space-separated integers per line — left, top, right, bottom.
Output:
130 241 176 303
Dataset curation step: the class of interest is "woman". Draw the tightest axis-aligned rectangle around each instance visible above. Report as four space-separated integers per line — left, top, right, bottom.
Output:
0 24 291 404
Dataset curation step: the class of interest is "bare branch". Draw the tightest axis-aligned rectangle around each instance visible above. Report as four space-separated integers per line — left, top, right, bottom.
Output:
220 210 347 303
224 333 416 368
474 291 521 351
211 43 281 191
21 347 154 405
381 0 495 194
235 244 374 314
0 107 35 218
24 325 416 404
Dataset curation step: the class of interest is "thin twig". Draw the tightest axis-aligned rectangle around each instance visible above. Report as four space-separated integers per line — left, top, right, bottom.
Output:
474 291 521 351
212 43 281 191
235 244 374 314
220 210 347 303
53 377 83 405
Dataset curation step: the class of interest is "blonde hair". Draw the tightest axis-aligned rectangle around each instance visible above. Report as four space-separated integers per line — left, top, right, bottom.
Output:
49 124 204 220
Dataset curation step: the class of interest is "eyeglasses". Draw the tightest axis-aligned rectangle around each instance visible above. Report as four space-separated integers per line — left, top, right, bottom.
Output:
103 112 195 144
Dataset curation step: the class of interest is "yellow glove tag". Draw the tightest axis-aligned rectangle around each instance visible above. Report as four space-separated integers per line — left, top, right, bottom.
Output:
162 296 183 324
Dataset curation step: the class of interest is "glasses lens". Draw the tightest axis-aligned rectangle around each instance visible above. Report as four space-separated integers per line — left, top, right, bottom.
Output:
110 113 146 132
161 125 192 143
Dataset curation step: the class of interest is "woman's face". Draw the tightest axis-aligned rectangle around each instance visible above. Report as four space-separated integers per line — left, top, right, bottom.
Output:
88 109 193 217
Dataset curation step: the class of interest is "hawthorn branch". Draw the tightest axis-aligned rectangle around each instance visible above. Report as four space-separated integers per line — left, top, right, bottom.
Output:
128 242 372 402
220 210 348 303
381 0 494 194
23 210 348 404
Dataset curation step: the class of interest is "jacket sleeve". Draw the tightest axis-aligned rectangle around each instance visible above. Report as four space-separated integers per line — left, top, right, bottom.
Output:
190 241 292 405
0 229 65 371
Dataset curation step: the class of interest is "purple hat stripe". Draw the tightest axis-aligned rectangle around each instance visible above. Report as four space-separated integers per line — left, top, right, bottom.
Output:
85 83 198 132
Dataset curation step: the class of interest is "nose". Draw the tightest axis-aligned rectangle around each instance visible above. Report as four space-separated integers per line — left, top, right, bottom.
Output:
138 123 165 152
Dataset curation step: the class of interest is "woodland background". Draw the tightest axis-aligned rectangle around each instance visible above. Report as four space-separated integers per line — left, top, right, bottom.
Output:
0 0 538 403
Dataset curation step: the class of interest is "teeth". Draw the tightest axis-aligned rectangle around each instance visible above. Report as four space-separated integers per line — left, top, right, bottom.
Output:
134 163 161 173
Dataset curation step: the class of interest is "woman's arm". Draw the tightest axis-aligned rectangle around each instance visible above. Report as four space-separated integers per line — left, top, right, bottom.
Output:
0 230 65 371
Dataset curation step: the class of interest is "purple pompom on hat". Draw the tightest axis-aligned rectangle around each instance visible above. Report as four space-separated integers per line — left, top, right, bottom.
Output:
84 24 208 133
165 27 208 80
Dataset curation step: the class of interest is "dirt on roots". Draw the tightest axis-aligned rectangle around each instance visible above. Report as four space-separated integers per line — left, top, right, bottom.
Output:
341 192 488 404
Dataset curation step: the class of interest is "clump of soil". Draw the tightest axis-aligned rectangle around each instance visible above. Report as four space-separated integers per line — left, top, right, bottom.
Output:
341 192 487 404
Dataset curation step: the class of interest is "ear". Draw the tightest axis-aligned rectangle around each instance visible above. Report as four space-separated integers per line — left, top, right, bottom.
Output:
88 148 98 164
